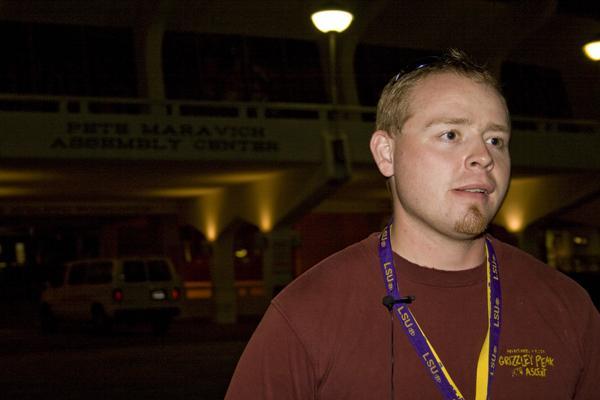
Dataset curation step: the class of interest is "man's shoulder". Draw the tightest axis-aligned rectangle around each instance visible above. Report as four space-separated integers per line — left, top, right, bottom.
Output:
276 233 380 302
264 233 382 352
270 233 382 319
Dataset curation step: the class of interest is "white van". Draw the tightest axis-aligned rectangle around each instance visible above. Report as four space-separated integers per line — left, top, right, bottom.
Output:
40 256 183 334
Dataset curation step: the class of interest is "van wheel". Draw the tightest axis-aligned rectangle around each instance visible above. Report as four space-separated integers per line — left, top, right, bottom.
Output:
91 305 112 334
152 315 172 336
39 304 57 334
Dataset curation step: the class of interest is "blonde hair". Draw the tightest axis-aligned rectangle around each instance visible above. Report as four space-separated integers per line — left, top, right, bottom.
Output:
375 49 505 135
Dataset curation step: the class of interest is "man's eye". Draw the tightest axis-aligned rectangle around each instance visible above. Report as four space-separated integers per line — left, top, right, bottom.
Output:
487 137 504 147
442 131 457 140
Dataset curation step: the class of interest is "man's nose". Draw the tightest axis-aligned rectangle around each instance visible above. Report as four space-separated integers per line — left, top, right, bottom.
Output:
465 139 493 170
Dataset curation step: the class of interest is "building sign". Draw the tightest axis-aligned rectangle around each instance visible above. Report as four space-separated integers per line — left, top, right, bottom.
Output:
52 122 279 153
1 114 325 162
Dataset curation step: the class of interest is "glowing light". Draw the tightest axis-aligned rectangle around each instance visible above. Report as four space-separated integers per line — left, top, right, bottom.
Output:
505 212 524 233
241 174 278 233
311 10 353 33
235 248 248 258
205 222 217 242
234 280 265 297
259 210 273 233
15 243 26 265
583 39 600 61
184 281 213 299
185 288 212 299
184 189 224 242
573 236 589 245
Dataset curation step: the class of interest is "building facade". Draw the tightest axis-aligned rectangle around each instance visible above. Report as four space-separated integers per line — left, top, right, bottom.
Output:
0 0 598 321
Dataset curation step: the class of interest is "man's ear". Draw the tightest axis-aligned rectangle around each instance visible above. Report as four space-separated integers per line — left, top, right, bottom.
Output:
370 130 395 178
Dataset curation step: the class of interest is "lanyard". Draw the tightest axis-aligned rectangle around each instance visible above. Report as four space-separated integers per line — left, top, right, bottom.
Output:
378 223 501 400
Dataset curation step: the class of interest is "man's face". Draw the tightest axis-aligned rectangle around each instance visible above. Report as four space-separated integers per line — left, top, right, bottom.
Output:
377 72 511 240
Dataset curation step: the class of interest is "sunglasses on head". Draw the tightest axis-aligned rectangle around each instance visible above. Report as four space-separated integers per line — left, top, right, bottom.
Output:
391 55 443 84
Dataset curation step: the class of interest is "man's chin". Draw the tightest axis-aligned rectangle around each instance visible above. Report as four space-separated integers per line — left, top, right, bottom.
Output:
454 206 489 236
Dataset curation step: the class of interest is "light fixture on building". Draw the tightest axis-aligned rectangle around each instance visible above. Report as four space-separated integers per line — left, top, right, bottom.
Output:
583 35 600 61
310 9 353 33
235 248 248 258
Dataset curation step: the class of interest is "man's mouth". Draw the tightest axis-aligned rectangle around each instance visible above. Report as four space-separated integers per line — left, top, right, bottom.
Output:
453 183 495 197
460 188 489 194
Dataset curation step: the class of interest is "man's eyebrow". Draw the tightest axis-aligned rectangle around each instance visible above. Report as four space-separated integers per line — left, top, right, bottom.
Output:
425 117 470 128
425 118 510 133
484 122 511 134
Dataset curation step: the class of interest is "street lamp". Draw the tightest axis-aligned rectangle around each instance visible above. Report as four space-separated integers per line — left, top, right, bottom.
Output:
311 9 353 34
583 35 600 61
310 6 354 182
311 7 354 105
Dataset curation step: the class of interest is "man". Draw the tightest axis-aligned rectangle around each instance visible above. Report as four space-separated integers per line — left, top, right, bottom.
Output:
225 49 599 399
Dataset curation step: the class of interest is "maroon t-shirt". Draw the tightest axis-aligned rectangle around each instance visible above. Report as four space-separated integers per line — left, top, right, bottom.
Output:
226 234 599 399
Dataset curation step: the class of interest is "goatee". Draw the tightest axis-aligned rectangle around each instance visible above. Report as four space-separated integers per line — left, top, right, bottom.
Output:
454 206 487 236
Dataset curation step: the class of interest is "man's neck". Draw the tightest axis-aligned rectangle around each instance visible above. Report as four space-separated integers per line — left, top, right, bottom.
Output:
390 217 486 271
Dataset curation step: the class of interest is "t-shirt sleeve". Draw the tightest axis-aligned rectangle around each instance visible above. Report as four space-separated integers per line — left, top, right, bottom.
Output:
573 300 600 399
225 303 316 400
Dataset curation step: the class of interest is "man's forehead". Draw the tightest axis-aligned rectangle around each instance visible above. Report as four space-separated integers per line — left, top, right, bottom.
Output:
410 71 495 96
405 72 510 126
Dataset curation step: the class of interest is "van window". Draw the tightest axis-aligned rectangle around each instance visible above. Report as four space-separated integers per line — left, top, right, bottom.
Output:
68 263 87 285
123 261 146 282
147 260 172 281
87 261 112 284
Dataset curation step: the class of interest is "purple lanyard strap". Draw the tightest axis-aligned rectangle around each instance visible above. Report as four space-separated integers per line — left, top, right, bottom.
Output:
378 223 501 400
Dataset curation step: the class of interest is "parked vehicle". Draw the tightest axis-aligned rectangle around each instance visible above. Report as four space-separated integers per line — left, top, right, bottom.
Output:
40 256 183 334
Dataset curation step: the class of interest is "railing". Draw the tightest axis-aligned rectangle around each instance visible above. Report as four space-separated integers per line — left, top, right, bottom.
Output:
0 94 600 134
3 93 597 135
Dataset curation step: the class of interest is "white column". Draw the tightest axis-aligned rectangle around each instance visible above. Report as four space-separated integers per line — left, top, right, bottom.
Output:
210 229 237 324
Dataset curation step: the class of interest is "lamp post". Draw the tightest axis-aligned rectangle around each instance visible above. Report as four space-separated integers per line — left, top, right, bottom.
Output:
311 8 354 106
310 7 354 183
